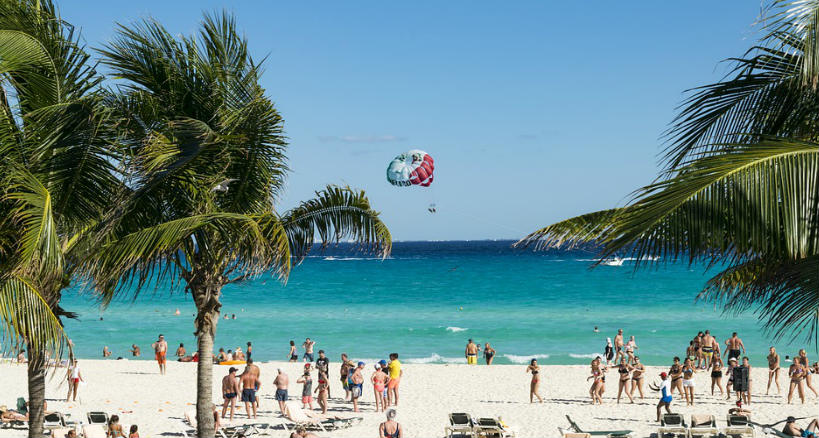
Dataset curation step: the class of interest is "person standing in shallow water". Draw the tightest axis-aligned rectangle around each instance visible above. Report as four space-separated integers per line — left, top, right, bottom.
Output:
526 358 543 403
483 343 496 365
465 339 479 365
288 341 297 362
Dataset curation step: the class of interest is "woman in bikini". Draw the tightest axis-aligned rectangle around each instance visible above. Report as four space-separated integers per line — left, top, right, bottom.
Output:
630 356 645 399
725 357 737 400
788 356 806 404
107 414 126 437
587 357 604 404
799 349 819 398
527 358 543 403
682 358 696 406
371 365 387 412
288 341 297 362
669 357 684 397
616 358 634 404
767 347 781 395
710 356 724 396
484 343 496 365
316 371 329 413
625 336 638 365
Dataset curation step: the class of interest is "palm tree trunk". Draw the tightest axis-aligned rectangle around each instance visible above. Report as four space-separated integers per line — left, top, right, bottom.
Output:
27 351 45 438
193 283 222 438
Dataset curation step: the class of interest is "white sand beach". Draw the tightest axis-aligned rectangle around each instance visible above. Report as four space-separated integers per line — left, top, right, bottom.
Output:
1 359 816 437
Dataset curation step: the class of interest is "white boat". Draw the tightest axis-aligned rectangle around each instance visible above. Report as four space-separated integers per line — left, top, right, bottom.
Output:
601 256 624 266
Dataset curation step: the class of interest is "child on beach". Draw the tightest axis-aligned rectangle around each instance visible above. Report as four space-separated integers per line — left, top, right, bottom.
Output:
107 414 125 437
297 367 314 410
315 371 329 413
128 425 139 438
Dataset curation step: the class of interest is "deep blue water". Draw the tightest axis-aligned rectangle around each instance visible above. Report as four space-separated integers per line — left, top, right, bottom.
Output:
60 241 813 365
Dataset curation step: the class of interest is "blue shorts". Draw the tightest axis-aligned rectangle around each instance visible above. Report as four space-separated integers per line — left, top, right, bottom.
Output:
304 353 314 362
275 389 288 401
802 431 815 438
241 388 256 403
661 396 672 404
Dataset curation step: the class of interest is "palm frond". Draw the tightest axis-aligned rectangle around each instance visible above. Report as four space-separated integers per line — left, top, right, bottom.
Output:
514 209 623 251
0 274 66 365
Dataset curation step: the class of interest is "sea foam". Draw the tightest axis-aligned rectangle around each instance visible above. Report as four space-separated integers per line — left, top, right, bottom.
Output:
446 326 468 333
503 354 550 364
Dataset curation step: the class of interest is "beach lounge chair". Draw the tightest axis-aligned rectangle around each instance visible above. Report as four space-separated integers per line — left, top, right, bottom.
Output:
474 417 515 438
724 414 753 438
445 412 476 437
283 401 327 432
82 424 107 438
86 411 109 424
658 413 687 438
181 410 255 438
49 427 72 438
688 414 719 438
565 415 633 438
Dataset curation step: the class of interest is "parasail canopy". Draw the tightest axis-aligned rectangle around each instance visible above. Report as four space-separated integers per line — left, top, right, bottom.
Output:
386 149 434 187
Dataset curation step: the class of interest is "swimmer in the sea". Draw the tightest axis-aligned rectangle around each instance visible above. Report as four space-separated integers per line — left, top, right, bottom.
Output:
484 343 496 365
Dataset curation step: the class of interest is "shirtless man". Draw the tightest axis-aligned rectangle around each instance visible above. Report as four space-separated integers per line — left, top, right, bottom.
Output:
302 338 316 362
175 343 186 358
151 334 168 375
221 367 240 421
340 354 354 400
614 329 625 364
701 330 715 369
350 362 365 412
273 368 290 415
240 362 261 419
465 339 480 365
724 332 746 362
130 344 140 357
783 417 819 437
238 358 261 409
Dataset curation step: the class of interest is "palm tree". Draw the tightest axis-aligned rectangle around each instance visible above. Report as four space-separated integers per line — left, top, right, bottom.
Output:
86 14 391 437
0 1 121 435
517 0 818 341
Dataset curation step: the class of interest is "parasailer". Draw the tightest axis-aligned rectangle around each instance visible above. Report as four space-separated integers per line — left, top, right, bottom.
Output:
386 150 434 187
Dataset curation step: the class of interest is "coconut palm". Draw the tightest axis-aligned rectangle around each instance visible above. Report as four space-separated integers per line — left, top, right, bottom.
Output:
518 0 818 341
87 14 391 437
0 0 120 435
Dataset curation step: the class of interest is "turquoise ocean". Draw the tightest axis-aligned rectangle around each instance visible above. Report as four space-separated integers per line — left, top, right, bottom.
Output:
60 241 812 366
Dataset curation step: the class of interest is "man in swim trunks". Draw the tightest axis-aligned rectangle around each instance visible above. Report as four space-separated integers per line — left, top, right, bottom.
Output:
240 361 261 419
656 372 673 422
273 368 289 415
784 416 819 438
221 367 239 421
340 353 354 400
302 338 315 362
151 334 168 375
701 330 715 369
130 344 140 357
350 362 365 412
614 329 625 364
724 332 745 362
388 353 403 406
465 339 479 365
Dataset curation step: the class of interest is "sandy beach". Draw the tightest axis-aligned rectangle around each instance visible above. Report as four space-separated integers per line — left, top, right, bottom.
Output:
1 359 816 437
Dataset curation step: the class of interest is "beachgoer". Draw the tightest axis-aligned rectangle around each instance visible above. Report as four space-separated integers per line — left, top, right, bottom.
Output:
724 332 745 362
175 343 186 358
616 357 633 404
234 347 245 361
288 341 297 362
693 332 704 369
768 347 781 395
372 364 388 412
297 368 314 410
799 349 819 398
737 356 752 405
726 357 737 399
388 353 403 406
604 338 614 365
587 357 606 404
380 360 392 408
174 308 180 316
788 356 806 404
221 367 239 421
274 368 289 415
379 409 403 438
313 350 330 398
226 350 234 361
128 425 139 438
465 339 479 365
669 357 683 397
350 362 365 412
686 342 697 364
102 346 111 358
216 348 227 362
212 404 221 433
316 371 329 414
625 336 638 365
66 359 83 402
783 416 819 437
231 314 236 320
290 425 320 438
728 400 751 417
613 329 625 364
654 372 672 422
152 334 168 375
107 414 125 437
682 357 695 406
711 356 724 396
701 330 715 368
340 353 354 400
240 358 261 409
130 344 140 357
594 326 599 333
630 356 645 399
484 343 496 365
302 338 315 362
246 342 252 361
240 362 261 418
527 358 544 403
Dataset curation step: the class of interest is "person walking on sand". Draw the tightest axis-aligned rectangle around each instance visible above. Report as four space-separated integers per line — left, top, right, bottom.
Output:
274 368 289 415
653 372 673 422
465 339 479 365
379 409 403 438
613 329 625 364
288 341 297 362
630 356 646 399
240 363 261 419
625 336 638 365
350 362 365 412
701 330 715 369
297 367 314 411
669 357 684 396
302 338 315 362
66 359 83 402
616 357 634 404
604 338 614 366
724 332 745 362
388 353 403 406
587 357 606 404
372 364 388 412
798 349 819 398
711 356 724 396
151 334 168 375
682 358 696 406
788 356 806 404
526 358 544 403
484 343 496 365
221 367 239 421
767 347 781 395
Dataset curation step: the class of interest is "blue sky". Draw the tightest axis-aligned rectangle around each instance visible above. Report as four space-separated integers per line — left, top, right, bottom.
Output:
63 1 761 240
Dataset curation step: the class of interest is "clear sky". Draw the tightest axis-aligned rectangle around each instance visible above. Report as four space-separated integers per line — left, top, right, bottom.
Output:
61 1 762 241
